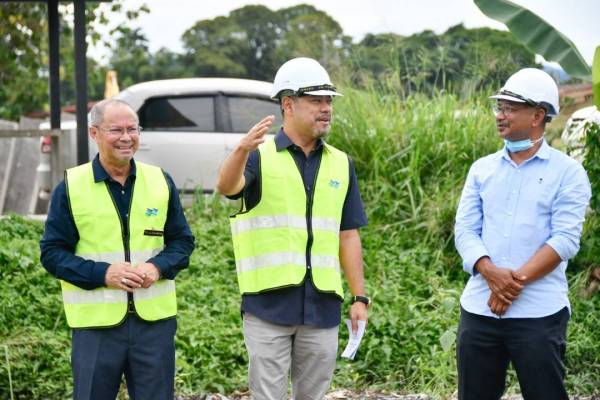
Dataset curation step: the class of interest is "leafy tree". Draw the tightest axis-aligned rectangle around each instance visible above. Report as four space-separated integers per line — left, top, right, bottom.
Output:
0 3 49 120
349 24 536 96
276 4 351 72
444 25 536 94
107 26 154 88
0 2 127 121
180 4 349 82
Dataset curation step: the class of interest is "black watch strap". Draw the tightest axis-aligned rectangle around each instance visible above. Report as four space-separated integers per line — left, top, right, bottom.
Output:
351 295 370 306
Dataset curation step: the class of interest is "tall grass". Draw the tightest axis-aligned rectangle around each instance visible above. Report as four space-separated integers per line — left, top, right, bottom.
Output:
0 88 598 399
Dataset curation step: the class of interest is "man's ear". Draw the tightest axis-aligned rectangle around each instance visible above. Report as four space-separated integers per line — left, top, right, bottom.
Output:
281 96 294 116
532 108 546 127
89 126 98 141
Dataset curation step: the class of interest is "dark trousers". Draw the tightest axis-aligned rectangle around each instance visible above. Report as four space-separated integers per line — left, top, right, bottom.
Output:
71 314 177 400
457 306 569 400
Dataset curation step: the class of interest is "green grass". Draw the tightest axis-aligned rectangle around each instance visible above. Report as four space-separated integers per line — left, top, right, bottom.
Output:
1 90 598 399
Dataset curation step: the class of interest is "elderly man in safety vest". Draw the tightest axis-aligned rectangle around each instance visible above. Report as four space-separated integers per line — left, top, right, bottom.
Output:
454 68 591 399
40 99 195 400
217 57 369 399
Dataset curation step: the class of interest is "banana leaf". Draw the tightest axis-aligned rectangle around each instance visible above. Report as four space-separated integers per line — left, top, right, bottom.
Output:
474 0 591 80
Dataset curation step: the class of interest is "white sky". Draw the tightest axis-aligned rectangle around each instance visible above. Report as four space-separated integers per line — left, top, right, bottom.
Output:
92 0 599 65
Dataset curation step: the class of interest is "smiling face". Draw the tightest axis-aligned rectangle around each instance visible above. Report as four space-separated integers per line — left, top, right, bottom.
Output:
286 95 333 140
90 103 140 168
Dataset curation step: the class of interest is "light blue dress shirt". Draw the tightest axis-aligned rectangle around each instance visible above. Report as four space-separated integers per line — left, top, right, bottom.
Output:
455 140 591 318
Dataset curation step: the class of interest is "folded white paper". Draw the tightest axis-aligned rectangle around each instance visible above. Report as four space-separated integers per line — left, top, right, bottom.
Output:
341 319 366 359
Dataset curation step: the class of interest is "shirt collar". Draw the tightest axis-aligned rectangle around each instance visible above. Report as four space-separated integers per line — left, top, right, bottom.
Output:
501 137 550 163
274 128 324 152
92 154 137 183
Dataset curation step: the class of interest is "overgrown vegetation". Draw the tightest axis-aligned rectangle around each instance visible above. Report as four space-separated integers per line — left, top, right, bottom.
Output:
1 92 598 399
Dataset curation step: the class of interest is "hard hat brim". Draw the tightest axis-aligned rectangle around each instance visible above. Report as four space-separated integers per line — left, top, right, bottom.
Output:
303 89 343 97
489 93 526 103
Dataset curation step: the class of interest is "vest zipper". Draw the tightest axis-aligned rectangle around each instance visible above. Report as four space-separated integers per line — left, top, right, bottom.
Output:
306 158 321 270
292 151 322 271
105 179 136 315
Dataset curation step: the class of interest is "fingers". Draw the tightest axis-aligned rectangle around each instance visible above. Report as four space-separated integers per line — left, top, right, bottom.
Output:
254 115 275 128
351 317 358 335
124 271 144 285
488 296 506 316
349 303 368 335
495 293 511 305
241 116 274 151
141 274 157 289
106 262 149 291
250 116 274 135
512 271 527 283
488 293 511 316
508 280 524 292
489 275 524 297
119 277 136 293
136 263 160 288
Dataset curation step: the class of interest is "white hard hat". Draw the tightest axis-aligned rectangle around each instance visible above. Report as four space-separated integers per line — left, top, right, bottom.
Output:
490 68 560 118
271 57 342 99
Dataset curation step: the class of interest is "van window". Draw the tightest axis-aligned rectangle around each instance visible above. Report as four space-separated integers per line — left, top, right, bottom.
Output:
227 96 281 133
139 96 215 131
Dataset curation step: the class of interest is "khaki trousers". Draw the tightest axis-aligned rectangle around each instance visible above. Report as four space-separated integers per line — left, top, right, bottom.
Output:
243 313 339 400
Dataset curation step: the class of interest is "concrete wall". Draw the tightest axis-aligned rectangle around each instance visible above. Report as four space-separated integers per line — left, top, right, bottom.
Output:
0 117 44 214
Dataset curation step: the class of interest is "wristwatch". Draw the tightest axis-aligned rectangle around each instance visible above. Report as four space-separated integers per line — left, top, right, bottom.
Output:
351 295 370 307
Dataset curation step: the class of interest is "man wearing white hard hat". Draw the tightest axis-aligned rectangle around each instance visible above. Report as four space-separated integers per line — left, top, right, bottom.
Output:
217 57 369 399
454 68 591 399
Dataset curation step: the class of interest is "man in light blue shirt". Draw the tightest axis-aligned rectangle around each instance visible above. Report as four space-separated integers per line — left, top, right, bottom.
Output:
454 68 591 400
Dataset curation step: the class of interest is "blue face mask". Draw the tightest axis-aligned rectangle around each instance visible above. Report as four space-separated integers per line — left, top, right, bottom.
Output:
504 137 543 153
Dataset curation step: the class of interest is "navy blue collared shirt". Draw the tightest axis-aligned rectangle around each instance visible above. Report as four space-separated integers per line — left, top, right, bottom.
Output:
40 154 195 289
229 129 368 328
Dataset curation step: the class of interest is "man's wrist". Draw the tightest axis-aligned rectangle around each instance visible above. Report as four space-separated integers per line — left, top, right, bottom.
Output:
475 257 494 278
351 295 370 307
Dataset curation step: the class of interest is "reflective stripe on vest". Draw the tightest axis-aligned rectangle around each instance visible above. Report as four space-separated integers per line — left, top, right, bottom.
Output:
236 252 340 273
230 138 349 298
62 280 175 304
230 215 339 236
63 161 175 328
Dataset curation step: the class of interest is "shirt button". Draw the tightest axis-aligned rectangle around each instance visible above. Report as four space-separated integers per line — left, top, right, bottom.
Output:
511 190 516 194
126 213 129 218
503 234 509 238
507 212 513 216
121 190 125 195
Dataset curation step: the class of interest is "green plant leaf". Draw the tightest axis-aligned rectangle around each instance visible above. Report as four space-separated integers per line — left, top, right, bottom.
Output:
474 0 591 80
439 329 456 352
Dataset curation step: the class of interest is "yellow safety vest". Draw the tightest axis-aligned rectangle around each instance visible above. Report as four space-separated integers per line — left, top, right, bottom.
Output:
61 161 176 328
230 138 349 298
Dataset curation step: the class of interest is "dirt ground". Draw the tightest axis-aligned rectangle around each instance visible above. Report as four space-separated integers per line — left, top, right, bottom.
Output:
178 389 600 400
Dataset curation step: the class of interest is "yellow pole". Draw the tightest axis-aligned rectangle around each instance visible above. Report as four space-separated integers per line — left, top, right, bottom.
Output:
104 70 120 99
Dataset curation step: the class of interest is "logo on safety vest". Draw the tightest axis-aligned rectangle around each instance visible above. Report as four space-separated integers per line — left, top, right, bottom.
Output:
329 179 340 189
145 208 159 217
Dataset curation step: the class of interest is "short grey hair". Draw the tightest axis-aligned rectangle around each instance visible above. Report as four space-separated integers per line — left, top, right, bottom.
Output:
89 99 137 126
